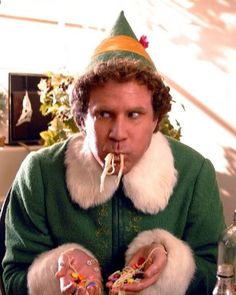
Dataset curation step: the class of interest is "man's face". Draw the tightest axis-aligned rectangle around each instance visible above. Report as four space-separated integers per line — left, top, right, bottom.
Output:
84 80 158 174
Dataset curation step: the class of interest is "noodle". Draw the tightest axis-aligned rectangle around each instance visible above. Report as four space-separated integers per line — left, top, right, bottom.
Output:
117 154 124 185
100 153 124 192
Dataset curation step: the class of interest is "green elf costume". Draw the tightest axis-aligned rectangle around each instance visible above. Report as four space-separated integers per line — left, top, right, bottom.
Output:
3 11 225 295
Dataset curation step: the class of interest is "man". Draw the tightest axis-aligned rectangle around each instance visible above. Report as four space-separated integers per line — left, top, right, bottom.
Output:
3 11 225 295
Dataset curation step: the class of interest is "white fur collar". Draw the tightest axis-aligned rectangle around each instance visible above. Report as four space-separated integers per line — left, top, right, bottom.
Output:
65 132 177 214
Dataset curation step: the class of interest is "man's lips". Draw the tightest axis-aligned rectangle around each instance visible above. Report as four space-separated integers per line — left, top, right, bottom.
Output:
113 154 123 161
109 152 127 161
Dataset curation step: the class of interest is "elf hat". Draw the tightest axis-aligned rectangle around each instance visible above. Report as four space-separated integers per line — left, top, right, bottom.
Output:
88 11 156 70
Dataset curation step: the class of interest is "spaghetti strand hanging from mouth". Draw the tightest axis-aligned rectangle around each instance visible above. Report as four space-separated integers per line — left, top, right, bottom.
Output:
100 153 124 192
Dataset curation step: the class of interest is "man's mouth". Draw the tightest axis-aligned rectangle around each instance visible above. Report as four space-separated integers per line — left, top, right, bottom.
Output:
113 154 124 163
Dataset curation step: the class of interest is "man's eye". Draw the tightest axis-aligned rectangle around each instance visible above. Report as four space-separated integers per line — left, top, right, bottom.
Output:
97 111 110 119
128 112 140 119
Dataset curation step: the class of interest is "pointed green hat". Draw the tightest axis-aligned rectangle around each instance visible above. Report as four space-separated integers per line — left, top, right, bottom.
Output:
88 11 156 70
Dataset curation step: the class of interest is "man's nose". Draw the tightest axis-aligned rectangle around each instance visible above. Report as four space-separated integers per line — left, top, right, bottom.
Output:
109 117 127 141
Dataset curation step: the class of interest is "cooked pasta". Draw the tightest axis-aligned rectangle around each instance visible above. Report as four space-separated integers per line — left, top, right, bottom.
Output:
100 153 124 192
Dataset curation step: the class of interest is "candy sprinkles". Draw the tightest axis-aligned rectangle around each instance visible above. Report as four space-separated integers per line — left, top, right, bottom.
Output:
109 246 167 295
100 153 124 192
70 270 102 295
109 265 144 295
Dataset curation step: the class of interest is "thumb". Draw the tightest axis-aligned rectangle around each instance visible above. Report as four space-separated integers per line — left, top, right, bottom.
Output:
128 253 146 269
55 253 69 278
55 267 67 279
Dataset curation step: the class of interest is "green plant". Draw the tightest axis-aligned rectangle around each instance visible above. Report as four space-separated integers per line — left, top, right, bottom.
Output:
38 72 79 146
39 73 182 146
159 115 181 141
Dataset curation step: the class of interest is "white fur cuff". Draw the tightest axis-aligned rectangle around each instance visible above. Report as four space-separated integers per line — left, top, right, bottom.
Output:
27 243 97 295
126 229 196 295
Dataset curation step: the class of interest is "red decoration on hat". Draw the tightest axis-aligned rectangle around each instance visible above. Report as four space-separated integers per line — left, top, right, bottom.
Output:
139 35 149 48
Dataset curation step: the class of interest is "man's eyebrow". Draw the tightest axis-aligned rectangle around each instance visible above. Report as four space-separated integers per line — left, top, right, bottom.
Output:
128 107 147 112
91 105 148 113
92 105 113 112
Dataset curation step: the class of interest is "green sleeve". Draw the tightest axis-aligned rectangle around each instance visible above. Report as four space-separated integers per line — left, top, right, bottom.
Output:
3 152 54 295
185 158 226 294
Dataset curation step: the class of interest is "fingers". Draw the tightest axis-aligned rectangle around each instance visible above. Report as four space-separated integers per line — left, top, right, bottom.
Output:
72 283 101 295
55 253 70 278
144 247 167 278
86 285 100 295
106 281 113 288
108 274 159 293
121 274 159 292
127 249 144 267
61 281 77 294
109 273 159 293
55 267 67 279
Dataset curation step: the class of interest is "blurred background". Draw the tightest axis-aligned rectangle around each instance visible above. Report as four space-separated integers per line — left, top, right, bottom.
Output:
0 0 235 225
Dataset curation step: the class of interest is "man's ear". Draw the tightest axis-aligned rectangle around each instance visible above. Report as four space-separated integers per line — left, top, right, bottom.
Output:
75 115 86 131
80 117 86 131
153 118 159 133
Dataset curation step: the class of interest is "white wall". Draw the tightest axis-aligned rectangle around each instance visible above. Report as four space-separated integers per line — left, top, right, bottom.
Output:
0 0 235 224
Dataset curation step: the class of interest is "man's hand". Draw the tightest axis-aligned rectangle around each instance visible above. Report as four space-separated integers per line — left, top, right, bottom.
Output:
106 243 167 294
55 248 102 295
